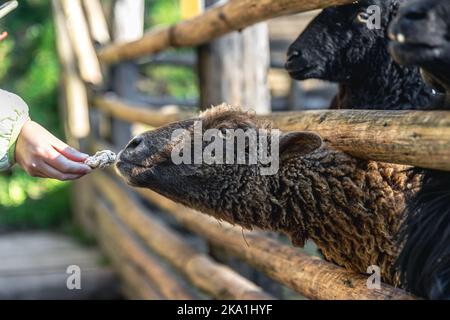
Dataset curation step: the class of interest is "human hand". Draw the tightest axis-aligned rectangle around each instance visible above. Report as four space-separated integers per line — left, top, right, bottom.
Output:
0 31 7 42
15 121 92 181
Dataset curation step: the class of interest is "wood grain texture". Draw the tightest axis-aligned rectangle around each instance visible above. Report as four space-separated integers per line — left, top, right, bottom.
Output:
93 95 196 128
53 0 90 140
110 0 145 148
198 21 271 114
93 172 274 300
98 0 355 63
133 187 417 300
99 238 163 300
82 0 111 46
95 201 195 300
60 0 103 85
266 110 450 171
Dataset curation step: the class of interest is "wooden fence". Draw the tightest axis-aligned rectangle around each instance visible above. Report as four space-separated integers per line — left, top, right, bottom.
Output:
50 0 447 300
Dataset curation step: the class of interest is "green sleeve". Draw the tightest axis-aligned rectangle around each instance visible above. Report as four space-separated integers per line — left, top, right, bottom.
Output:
0 89 30 171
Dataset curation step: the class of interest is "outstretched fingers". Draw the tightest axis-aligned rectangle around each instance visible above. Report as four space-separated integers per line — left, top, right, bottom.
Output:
45 147 92 176
0 31 8 42
37 161 84 181
50 136 89 162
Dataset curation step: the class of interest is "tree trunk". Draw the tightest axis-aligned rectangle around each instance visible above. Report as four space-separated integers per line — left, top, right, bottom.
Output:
111 0 145 148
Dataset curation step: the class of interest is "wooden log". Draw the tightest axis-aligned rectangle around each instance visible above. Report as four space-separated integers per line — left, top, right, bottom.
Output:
52 0 90 141
98 0 355 63
99 237 163 300
137 51 288 70
53 0 94 234
90 97 450 171
60 0 103 86
110 0 145 147
71 177 97 236
97 205 163 300
134 95 198 108
137 52 197 67
94 200 197 300
82 0 111 46
132 187 417 300
266 110 450 171
198 10 271 114
93 172 274 300
112 0 144 44
93 95 196 127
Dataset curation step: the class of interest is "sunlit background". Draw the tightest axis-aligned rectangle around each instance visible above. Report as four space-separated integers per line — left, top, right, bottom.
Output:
0 0 189 230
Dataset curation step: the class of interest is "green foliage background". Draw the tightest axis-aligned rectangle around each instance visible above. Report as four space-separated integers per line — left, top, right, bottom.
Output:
0 0 66 229
0 0 192 229
143 0 199 101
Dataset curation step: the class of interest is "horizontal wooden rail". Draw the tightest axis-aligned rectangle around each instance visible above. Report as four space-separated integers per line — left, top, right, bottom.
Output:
98 0 354 63
267 110 450 171
95 200 197 299
134 187 416 300
98 229 163 300
93 95 196 128
92 96 450 171
93 172 274 300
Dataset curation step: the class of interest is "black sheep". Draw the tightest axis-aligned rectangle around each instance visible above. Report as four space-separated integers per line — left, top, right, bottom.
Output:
285 0 437 110
285 0 449 299
388 0 450 299
389 0 450 107
117 104 423 288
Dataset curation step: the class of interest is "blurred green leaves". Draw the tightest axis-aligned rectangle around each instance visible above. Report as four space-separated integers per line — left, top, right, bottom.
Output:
0 38 13 80
0 170 71 229
0 0 65 228
145 0 181 27
142 0 199 102
141 64 198 100
0 0 198 228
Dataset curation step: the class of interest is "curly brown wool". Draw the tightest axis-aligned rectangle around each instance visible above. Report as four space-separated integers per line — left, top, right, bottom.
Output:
117 105 423 287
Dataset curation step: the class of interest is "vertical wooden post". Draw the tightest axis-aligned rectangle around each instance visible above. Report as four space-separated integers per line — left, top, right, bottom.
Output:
198 0 271 114
53 0 91 145
197 0 278 297
110 0 145 148
82 0 111 47
60 0 104 86
53 0 95 234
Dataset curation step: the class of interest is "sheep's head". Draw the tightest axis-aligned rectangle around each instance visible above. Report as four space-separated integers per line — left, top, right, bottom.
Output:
285 0 404 82
116 104 322 232
388 0 450 93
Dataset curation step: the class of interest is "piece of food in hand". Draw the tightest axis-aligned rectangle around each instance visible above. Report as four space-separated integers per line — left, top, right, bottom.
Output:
85 150 117 169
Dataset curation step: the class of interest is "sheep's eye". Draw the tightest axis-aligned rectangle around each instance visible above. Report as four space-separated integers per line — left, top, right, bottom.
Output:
356 11 370 24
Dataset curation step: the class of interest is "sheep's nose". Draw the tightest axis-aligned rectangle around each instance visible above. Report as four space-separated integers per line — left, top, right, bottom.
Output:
127 136 144 151
285 50 301 69
287 50 300 62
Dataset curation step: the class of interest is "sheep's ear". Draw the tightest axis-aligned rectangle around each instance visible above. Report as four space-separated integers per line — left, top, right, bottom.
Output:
279 132 323 157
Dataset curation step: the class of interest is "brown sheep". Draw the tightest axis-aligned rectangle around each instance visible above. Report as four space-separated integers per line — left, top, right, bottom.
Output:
116 105 423 286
